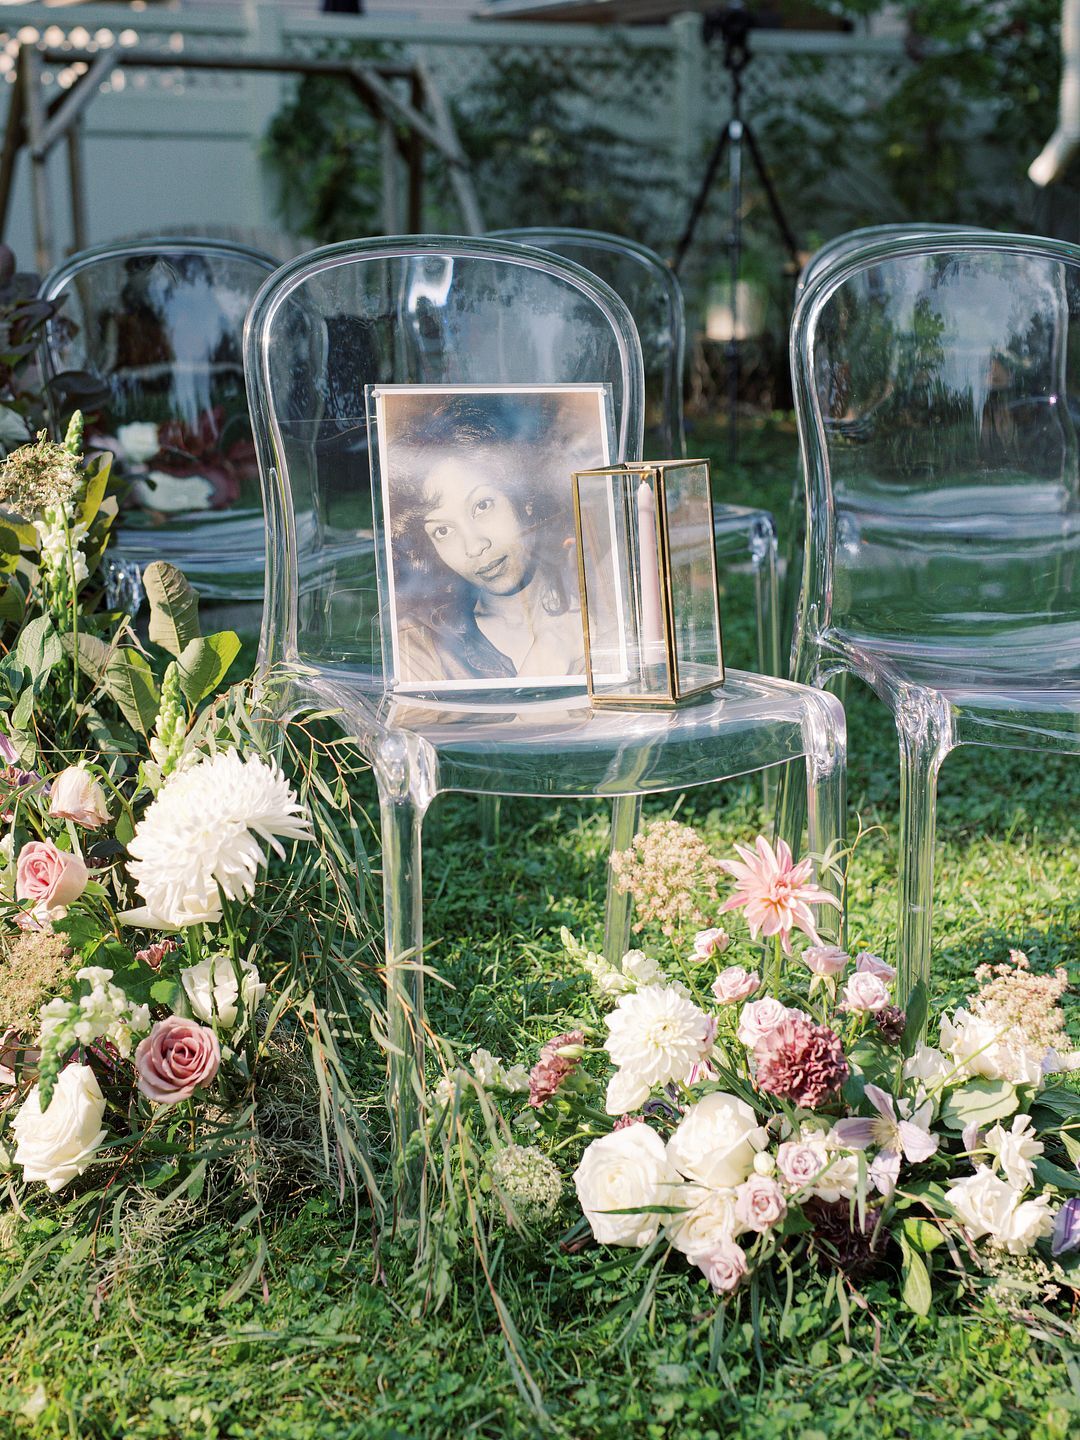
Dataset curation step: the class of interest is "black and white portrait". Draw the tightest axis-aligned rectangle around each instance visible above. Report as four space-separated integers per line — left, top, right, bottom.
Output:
371 384 614 693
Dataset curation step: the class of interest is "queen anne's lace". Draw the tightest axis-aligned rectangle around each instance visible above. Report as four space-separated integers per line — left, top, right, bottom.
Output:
124 749 312 929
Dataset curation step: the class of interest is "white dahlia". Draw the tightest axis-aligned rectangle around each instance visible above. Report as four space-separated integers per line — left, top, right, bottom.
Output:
122 749 312 929
604 984 714 1090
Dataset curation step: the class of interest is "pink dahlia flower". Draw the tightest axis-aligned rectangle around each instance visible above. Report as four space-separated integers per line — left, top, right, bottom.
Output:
719 837 840 955
753 1014 849 1108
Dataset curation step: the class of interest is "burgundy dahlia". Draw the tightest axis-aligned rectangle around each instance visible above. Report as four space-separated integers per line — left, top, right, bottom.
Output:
804 1197 882 1279
873 1004 907 1046
528 1030 585 1108
753 1013 848 1108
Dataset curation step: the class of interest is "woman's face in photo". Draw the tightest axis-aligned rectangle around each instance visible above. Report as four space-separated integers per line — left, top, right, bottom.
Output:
421 456 534 595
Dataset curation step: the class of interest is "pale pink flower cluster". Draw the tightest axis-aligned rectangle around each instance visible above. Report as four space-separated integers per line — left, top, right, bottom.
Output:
970 950 1070 1056
609 820 725 937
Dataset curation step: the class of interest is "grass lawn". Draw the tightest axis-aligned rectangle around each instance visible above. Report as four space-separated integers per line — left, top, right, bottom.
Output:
1 417 1077 1440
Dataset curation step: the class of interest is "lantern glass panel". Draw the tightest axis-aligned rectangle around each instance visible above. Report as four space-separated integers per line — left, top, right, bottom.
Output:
574 466 672 703
665 460 724 695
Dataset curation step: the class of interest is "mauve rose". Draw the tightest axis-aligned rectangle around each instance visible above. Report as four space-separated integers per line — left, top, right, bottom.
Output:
711 967 761 1005
734 1173 788 1232
855 952 896 982
134 1016 220 1104
776 1140 824 1190
736 997 793 1047
48 767 110 829
699 1242 747 1294
841 972 890 1013
802 945 849 978
15 840 88 917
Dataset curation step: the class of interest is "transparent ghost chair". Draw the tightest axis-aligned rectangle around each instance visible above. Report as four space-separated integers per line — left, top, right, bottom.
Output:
495 228 781 678
38 237 278 613
788 230 1080 1001
244 235 847 1173
781 223 992 643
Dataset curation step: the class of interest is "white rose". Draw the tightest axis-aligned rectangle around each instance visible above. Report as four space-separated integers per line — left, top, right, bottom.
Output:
664 1183 742 1259
605 1068 652 1116
945 1166 1017 1242
667 1091 766 1189
985 1114 1043 1190
12 1064 106 1193
116 421 160 464
573 1124 678 1247
736 997 792 1047
130 472 215 514
182 956 265 1028
939 1009 1044 1087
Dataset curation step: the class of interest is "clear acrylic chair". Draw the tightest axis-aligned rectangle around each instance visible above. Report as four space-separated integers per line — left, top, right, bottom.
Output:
38 237 278 610
781 223 992 645
243 235 847 1170
494 228 781 678
787 230 1080 1001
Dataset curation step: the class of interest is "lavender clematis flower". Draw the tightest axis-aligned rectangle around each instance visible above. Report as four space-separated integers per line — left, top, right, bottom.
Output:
1051 1197 1080 1258
832 1083 939 1195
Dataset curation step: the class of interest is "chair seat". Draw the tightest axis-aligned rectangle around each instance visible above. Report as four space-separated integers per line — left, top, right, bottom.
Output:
298 667 838 800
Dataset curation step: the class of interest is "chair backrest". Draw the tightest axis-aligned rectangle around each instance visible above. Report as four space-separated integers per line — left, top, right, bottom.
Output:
243 235 645 689
38 237 278 601
792 231 1080 679
492 228 684 457
796 223 989 300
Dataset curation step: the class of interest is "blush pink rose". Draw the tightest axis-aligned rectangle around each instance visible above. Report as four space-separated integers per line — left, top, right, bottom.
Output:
48 767 110 829
134 1016 220 1104
734 1173 788 1232
855 951 896 982
802 945 849 978
841 972 891 1013
711 966 761 1005
692 927 730 960
15 840 88 916
699 1242 748 1294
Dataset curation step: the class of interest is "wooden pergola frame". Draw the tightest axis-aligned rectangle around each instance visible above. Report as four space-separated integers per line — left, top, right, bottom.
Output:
0 41 484 272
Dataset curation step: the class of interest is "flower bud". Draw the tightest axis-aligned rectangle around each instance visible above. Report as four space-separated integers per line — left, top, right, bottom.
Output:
48 766 110 829
753 1150 776 1177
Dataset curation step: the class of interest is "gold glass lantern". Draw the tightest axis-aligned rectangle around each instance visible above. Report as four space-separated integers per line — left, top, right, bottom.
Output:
571 459 725 707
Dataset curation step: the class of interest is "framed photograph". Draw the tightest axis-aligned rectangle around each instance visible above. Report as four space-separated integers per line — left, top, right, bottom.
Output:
368 383 619 695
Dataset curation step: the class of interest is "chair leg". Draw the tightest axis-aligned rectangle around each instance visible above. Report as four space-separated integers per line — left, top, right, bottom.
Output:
896 724 947 1008
478 795 500 845
603 794 642 965
378 786 427 1202
750 517 781 809
802 690 847 947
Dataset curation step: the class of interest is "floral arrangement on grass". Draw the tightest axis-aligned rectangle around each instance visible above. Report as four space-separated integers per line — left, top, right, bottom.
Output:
0 419 379 1257
438 823 1080 1317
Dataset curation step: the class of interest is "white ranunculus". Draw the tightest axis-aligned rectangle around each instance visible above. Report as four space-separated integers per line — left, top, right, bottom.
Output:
573 1123 678 1247
12 1064 106 1193
903 1044 954 1092
620 950 664 987
116 421 160 464
605 1068 652 1116
984 1114 1043 1190
667 1091 766 1189
945 1166 1018 1243
181 956 265 1028
604 984 713 1090
996 1195 1055 1254
664 1183 742 1259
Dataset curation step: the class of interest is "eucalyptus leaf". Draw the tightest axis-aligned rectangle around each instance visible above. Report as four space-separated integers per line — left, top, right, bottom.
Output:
176 630 241 705
143 561 200 657
940 1078 1018 1132
900 1217 945 1253
1033 1157 1080 1194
